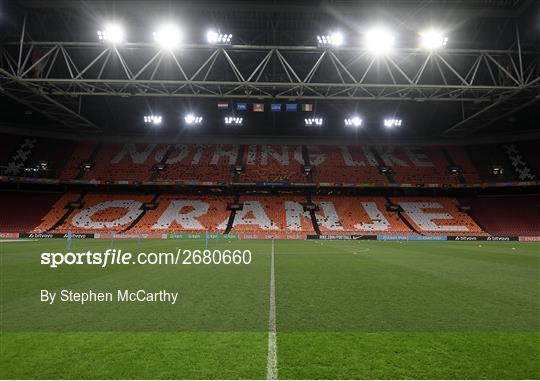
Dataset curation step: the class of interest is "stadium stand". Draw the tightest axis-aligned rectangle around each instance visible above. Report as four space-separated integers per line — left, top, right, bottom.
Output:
520 141 540 175
156 144 236 183
466 144 515 182
60 143 238 183
391 197 486 235
1 133 538 237
60 141 99 180
311 146 387 184
460 195 540 236
500 143 537 182
0 134 26 168
25 192 534 237
2 132 539 186
32 192 83 232
0 191 61 232
79 143 158 182
239 145 308 183
1 137 37 176
24 138 75 178
378 146 458 185
446 146 482 184
231 195 314 232
49 193 153 233
313 196 410 234
132 195 233 233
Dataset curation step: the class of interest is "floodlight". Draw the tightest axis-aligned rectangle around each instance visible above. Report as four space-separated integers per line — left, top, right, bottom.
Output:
331 32 343 46
383 118 402 128
207 30 218 43
184 114 203 125
207 30 232 45
144 115 163 125
365 27 394 54
317 32 343 47
153 24 181 49
97 24 124 44
305 118 323 126
225 116 243 125
344 116 363 127
420 29 448 50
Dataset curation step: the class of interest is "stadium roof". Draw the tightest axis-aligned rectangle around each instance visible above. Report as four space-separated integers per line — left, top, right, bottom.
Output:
0 0 539 140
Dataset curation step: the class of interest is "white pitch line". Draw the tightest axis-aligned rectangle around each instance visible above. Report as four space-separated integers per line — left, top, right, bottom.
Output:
0 239 38 243
266 239 278 380
352 248 371 255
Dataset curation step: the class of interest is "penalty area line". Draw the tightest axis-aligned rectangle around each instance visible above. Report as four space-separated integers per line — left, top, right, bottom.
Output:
266 239 278 380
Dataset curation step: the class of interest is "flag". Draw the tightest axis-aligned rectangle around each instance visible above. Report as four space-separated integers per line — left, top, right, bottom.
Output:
301 104 313 112
217 102 229 110
236 103 248 111
270 103 282 112
286 103 298 112
253 103 265 112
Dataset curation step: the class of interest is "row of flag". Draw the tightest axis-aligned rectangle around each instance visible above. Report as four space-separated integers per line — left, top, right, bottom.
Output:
217 102 313 112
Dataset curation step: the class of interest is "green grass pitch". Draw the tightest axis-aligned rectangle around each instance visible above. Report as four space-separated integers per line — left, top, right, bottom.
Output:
1 238 539 379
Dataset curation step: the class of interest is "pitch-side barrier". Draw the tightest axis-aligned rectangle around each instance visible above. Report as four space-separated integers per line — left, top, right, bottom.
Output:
3 232 538 241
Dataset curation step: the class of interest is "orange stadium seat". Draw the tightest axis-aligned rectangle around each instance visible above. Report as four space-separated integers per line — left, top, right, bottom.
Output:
240 145 308 183
0 191 62 233
385 146 459 185
51 193 153 233
460 195 540 236
391 197 485 235
466 144 515 182
446 146 482 184
32 192 81 232
17 193 536 237
156 144 235 183
83 143 159 182
312 146 387 184
313 196 410 234
21 138 507 187
131 195 233 233
5 131 537 189
60 141 98 180
231 195 313 232
25 138 74 179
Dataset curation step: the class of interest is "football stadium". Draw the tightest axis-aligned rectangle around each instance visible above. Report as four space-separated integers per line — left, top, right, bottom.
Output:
0 0 539 379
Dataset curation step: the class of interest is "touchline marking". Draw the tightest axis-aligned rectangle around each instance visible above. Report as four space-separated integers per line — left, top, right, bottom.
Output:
0 239 38 243
266 239 278 380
